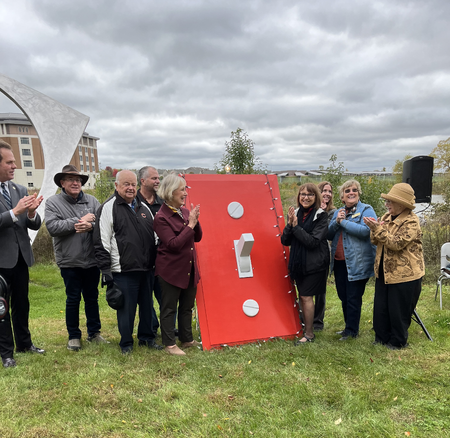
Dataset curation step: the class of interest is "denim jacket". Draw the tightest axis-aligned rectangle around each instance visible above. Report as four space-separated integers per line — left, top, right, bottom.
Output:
328 201 376 281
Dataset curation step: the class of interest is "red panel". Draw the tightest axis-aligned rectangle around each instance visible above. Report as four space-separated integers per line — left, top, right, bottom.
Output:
185 174 301 350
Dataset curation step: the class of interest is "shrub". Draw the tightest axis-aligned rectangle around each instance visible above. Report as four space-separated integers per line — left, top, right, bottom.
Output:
32 223 55 265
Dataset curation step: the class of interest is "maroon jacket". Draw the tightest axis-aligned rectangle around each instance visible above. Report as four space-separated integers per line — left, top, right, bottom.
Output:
154 203 203 289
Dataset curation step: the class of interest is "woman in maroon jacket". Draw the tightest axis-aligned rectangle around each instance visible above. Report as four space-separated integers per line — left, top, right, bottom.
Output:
153 174 202 356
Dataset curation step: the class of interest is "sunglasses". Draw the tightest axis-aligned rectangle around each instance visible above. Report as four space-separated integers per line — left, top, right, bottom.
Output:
344 188 359 194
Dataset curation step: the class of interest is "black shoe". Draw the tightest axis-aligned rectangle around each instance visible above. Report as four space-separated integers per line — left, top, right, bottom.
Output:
138 340 164 350
336 330 345 335
2 357 16 368
17 344 45 354
121 347 133 355
339 334 357 341
386 343 408 350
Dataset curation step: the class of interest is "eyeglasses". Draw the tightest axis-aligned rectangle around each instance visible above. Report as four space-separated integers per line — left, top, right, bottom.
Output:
63 178 82 184
299 193 315 198
344 188 359 194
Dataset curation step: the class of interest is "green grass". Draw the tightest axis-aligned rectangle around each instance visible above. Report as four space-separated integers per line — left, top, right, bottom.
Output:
0 265 449 437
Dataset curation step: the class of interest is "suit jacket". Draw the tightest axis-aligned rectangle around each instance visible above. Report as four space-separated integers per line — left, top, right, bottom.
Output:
154 203 202 289
0 181 41 268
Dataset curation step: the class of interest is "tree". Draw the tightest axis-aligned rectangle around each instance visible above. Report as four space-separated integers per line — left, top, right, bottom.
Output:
392 154 413 183
323 154 345 207
95 169 115 203
215 128 266 174
431 137 450 172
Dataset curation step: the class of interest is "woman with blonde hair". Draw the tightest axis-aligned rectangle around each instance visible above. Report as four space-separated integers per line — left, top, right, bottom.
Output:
328 179 376 340
154 174 202 356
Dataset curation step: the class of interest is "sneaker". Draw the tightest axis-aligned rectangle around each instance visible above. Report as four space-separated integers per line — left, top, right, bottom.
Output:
164 345 186 356
121 346 133 355
87 333 110 344
67 339 81 351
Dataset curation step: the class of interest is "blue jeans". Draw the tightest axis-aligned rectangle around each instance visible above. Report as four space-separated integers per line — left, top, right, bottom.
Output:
333 260 368 337
113 270 155 350
60 267 101 340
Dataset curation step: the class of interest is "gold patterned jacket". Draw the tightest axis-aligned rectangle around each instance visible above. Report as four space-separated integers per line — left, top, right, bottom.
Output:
370 209 425 284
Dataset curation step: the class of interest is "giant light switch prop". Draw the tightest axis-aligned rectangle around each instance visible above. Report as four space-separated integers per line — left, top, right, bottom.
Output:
185 174 301 350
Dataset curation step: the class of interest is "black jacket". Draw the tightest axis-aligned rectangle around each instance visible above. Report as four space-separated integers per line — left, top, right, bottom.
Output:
94 191 157 274
281 208 330 276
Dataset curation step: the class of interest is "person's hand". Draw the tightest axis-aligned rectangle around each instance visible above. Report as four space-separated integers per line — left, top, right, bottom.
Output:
336 208 346 225
320 200 327 210
188 203 200 228
287 206 295 226
101 271 114 288
363 216 383 231
74 219 93 233
12 193 43 217
80 212 95 223
27 194 43 216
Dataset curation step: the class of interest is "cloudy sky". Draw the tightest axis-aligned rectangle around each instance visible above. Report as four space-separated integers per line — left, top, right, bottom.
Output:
1 0 449 172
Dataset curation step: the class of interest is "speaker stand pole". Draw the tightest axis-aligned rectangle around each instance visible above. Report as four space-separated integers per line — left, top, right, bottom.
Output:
412 309 432 341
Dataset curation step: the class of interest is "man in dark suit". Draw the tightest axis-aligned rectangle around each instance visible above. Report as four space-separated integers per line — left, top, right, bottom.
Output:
0 140 45 368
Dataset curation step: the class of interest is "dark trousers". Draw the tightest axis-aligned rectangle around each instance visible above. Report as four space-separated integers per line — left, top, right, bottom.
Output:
373 275 422 348
60 267 101 340
158 275 197 347
113 270 155 350
0 254 32 358
151 276 162 336
334 259 368 337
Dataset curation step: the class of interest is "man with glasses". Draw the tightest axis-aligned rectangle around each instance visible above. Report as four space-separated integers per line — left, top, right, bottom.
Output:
46 165 108 351
0 140 44 368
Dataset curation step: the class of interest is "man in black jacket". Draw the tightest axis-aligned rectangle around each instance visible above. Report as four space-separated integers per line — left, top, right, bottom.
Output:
94 170 162 354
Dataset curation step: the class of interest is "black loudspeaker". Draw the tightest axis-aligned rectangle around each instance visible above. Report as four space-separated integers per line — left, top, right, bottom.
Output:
402 156 434 203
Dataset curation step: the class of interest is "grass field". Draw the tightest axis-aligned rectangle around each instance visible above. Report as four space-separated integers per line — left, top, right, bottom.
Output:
0 264 449 437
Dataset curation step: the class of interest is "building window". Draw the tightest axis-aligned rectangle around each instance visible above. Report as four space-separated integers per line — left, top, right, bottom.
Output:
86 165 90 172
26 171 32 177
20 137 30 144
22 148 31 156
89 138 93 146
80 164 84 171
79 145 82 152
28 183 34 188
79 155 83 163
23 160 33 167
91 156 95 163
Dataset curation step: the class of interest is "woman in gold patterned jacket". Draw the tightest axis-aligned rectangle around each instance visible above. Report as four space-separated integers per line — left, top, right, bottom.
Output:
363 183 425 350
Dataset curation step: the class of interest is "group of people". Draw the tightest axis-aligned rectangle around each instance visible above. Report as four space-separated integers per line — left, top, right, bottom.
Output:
282 178 425 350
0 136 426 368
0 139 202 367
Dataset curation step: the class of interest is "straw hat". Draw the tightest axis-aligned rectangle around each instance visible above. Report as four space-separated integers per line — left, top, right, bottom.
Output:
381 183 415 210
54 165 88 187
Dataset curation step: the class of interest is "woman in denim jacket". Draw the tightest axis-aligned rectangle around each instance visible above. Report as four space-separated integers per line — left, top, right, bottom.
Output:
328 180 376 340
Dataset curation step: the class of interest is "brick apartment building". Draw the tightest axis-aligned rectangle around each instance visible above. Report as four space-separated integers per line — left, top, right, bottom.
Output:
0 112 99 189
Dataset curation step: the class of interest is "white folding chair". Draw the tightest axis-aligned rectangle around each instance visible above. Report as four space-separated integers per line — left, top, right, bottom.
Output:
435 242 450 309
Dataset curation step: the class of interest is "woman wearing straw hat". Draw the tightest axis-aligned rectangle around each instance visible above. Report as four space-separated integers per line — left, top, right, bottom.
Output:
364 183 425 350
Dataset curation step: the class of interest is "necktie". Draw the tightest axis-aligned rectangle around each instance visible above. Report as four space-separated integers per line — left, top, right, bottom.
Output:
1 183 12 209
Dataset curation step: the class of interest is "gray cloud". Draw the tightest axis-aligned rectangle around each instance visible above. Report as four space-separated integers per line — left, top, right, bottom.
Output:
1 0 449 172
